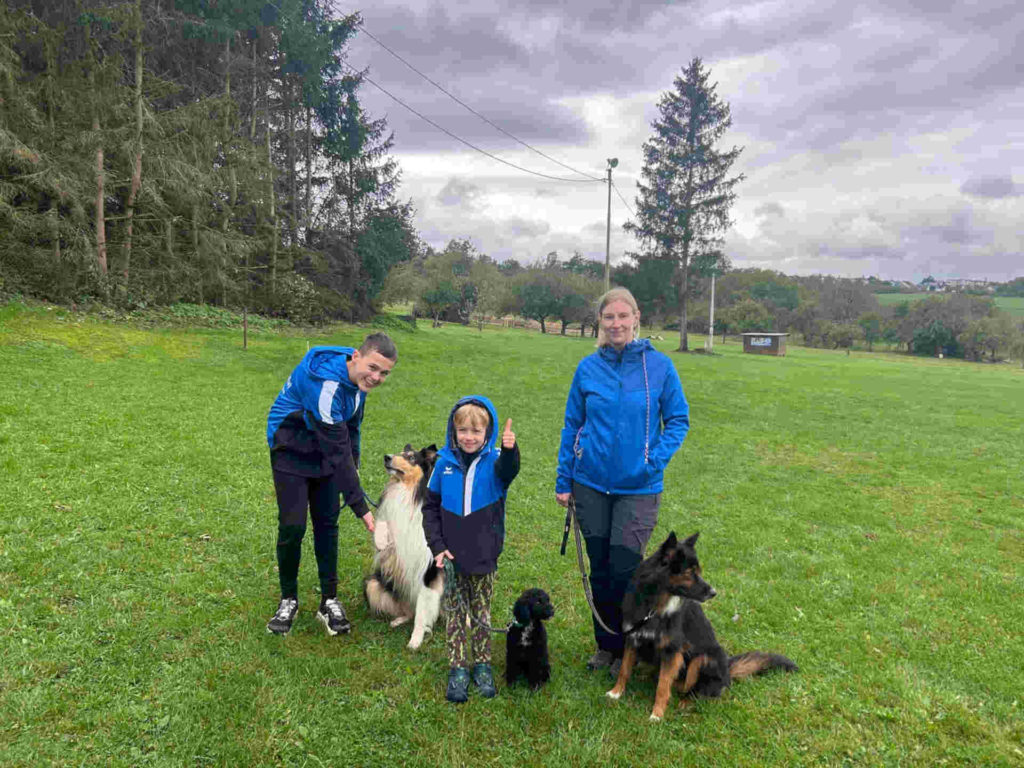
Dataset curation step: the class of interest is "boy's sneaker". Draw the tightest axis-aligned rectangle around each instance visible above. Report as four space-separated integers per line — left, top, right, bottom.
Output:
446 667 470 703
316 598 351 636
266 598 298 635
471 663 497 699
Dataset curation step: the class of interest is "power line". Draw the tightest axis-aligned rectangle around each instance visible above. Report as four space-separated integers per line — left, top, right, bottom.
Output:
610 180 634 218
353 23 605 183
345 64 603 183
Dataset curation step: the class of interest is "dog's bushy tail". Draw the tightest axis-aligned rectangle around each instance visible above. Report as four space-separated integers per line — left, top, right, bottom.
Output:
728 651 798 679
364 574 405 618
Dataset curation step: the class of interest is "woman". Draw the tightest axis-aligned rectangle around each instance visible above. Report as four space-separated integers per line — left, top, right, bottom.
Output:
555 287 690 674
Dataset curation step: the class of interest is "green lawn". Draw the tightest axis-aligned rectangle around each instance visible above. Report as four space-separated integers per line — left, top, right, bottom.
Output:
876 292 1024 317
1 302 1022 766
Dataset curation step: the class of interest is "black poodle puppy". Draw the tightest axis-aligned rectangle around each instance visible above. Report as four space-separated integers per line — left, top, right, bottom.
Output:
505 588 555 689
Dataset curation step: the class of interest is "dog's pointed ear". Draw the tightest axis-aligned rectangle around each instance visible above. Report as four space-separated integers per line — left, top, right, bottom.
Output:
682 532 700 549
404 443 413 452
658 531 678 563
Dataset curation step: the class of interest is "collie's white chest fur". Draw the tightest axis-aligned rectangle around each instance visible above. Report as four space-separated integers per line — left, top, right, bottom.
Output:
375 484 432 600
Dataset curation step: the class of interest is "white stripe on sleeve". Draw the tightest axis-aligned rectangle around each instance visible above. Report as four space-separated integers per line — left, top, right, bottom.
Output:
318 380 339 424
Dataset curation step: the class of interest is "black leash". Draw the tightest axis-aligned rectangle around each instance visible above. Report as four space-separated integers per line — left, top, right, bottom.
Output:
442 558 524 635
560 494 619 636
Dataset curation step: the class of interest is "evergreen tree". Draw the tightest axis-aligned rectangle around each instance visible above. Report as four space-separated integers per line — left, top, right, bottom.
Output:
626 57 743 351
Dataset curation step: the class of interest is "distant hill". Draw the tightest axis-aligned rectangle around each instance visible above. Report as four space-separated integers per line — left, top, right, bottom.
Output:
876 293 1024 317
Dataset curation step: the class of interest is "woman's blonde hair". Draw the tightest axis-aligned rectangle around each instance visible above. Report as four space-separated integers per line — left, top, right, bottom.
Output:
595 287 640 347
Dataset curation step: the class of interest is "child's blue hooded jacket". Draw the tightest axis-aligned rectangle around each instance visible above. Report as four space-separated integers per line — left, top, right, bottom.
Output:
422 395 520 575
556 338 689 496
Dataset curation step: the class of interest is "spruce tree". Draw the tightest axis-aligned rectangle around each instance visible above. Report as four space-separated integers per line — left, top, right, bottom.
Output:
626 57 743 351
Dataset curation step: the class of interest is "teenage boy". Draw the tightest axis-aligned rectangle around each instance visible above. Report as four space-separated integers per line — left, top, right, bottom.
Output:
265 333 396 636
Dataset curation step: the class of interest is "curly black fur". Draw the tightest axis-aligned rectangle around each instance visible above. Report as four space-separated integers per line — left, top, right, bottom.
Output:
505 588 554 690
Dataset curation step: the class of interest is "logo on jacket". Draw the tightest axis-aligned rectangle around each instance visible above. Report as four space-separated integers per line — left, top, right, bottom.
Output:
443 466 454 475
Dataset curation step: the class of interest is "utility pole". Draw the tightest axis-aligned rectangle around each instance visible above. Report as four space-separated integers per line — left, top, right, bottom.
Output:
705 270 716 353
604 157 618 292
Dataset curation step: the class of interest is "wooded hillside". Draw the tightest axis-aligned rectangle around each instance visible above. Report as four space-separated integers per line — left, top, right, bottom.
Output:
0 1 417 320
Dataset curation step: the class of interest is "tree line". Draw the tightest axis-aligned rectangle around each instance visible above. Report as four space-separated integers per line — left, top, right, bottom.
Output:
385 238 1023 364
0 1 416 320
639 267 1024 363
381 241 606 336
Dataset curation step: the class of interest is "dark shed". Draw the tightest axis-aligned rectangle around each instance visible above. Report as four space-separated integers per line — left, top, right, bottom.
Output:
741 332 789 356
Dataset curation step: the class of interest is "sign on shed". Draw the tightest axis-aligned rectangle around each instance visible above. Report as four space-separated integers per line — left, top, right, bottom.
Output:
741 332 789 356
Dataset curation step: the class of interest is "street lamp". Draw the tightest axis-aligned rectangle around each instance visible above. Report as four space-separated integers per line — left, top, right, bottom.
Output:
605 158 618 292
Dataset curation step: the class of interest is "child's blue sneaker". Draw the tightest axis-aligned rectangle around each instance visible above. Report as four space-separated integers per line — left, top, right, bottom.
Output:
446 667 470 703
471 663 497 698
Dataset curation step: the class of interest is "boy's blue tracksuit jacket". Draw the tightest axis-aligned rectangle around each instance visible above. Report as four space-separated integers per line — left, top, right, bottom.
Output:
422 396 520 575
556 338 689 496
266 345 368 517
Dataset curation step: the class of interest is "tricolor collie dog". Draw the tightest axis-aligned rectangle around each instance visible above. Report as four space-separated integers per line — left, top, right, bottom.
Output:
607 532 798 721
363 444 442 649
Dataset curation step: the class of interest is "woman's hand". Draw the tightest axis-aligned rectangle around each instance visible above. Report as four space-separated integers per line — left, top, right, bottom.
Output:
434 550 453 569
555 492 570 508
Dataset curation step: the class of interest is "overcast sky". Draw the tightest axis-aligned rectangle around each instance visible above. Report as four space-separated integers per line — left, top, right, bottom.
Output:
342 0 1023 282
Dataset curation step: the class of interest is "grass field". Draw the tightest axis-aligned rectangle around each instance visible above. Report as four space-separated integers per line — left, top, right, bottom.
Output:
875 292 1024 317
1 301 1022 767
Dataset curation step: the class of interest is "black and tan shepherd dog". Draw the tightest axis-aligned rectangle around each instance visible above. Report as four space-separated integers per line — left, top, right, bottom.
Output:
606 532 797 721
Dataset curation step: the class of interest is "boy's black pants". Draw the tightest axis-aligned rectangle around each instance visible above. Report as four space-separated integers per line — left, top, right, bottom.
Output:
272 468 341 601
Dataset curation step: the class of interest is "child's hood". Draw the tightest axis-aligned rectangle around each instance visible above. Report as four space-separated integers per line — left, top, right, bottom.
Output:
440 395 500 463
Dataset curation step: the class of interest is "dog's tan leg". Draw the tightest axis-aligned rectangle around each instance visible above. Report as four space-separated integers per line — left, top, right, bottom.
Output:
679 654 708 695
606 646 637 700
650 651 685 721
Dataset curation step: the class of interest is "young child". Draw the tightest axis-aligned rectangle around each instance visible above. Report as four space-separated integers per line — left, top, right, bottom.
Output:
422 396 520 703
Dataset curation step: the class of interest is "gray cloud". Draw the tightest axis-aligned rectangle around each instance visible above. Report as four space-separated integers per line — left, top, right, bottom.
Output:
755 202 785 218
436 177 485 207
347 0 1023 281
961 176 1020 199
502 216 551 239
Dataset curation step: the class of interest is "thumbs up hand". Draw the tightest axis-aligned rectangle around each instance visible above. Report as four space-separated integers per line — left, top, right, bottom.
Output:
501 418 516 449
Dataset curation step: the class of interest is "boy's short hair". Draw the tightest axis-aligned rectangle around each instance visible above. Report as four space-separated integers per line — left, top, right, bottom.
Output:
453 403 490 431
360 332 397 361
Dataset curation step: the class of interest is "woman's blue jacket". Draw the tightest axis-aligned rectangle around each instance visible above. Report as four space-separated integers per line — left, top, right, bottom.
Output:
555 339 689 496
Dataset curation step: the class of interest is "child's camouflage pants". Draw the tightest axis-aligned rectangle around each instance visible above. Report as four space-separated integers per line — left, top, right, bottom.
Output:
443 570 495 669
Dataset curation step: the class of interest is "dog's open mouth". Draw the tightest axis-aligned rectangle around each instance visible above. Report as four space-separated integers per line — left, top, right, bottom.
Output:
383 455 404 476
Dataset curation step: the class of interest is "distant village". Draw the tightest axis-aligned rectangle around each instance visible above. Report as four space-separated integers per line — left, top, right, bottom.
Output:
870 276 995 293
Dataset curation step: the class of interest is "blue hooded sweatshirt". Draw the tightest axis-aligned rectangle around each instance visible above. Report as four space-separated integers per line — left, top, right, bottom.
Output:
556 338 689 496
422 395 520 575
266 345 368 516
